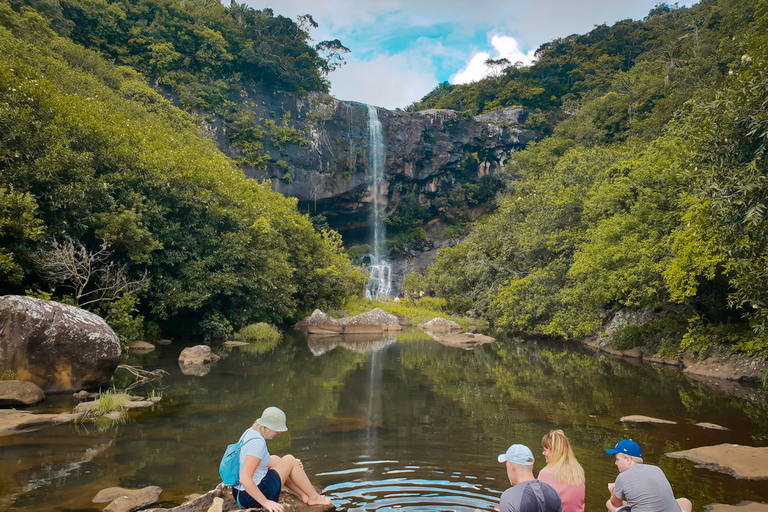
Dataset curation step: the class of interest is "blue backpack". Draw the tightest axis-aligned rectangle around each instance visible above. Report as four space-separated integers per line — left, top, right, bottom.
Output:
219 434 257 486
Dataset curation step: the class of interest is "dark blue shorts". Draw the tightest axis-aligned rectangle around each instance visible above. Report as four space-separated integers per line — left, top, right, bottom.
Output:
233 469 281 509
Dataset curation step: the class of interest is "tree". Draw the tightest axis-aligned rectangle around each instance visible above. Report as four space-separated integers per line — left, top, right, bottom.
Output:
315 39 350 77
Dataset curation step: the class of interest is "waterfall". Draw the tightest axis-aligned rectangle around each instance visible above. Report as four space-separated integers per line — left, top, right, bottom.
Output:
365 105 392 300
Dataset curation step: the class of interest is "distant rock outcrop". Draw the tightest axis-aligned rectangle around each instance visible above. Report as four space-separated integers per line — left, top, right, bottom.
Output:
296 308 403 335
0 296 121 393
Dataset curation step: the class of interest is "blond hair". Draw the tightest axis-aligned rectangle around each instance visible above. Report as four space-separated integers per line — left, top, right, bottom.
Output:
542 430 585 486
251 421 271 436
617 452 643 464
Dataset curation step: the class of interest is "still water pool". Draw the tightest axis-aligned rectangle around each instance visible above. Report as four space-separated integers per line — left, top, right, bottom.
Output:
2 329 767 512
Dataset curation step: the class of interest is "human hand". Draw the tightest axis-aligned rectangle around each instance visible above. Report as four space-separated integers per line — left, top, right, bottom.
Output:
296 458 304 470
264 499 284 512
608 483 615 494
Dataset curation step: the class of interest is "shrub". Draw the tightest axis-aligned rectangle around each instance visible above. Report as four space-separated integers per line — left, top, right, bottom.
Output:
346 244 370 263
238 323 282 343
610 316 688 358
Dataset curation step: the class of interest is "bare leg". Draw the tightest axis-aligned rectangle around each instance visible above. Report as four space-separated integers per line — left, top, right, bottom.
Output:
270 454 331 506
677 498 692 512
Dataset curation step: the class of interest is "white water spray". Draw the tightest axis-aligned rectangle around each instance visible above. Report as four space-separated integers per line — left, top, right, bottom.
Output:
365 105 392 299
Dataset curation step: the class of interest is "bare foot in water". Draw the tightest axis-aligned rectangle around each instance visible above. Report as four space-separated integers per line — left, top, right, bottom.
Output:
304 494 332 506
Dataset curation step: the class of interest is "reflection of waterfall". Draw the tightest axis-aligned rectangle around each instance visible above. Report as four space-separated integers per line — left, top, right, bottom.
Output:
365 105 392 299
365 350 383 452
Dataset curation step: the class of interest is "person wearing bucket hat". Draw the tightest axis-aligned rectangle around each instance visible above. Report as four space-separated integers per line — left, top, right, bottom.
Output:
605 439 692 512
232 407 331 512
475 444 562 512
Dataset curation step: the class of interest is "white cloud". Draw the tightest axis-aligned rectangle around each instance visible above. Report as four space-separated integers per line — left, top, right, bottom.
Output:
450 34 536 85
329 52 439 110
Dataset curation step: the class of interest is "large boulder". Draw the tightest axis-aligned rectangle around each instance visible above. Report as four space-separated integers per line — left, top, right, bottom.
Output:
0 296 121 393
0 380 45 407
178 345 220 365
338 308 403 334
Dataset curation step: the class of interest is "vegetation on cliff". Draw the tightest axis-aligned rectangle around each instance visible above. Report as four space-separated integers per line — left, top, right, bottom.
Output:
0 1 365 338
410 0 768 357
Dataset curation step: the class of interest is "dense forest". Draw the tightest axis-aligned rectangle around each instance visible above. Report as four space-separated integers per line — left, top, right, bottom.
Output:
406 0 768 357
0 0 365 340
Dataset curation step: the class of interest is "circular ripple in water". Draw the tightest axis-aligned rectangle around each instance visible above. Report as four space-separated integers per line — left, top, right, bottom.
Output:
323 476 501 512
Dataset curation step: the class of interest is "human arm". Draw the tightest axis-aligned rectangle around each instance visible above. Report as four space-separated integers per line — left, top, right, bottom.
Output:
240 455 283 512
607 482 623 508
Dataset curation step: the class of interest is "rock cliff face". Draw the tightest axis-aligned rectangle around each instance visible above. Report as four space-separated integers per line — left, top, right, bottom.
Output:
197 89 538 237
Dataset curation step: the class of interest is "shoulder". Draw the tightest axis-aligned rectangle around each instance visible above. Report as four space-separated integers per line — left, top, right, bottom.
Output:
537 467 554 484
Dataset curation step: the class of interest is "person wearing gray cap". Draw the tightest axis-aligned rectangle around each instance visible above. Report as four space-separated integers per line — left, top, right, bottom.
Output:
232 406 331 511
476 444 562 512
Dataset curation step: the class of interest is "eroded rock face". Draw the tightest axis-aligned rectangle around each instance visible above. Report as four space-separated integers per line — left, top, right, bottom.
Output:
0 296 121 393
186 86 538 236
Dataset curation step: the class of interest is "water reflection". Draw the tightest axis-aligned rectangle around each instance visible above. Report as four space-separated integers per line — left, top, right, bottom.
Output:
1 329 767 512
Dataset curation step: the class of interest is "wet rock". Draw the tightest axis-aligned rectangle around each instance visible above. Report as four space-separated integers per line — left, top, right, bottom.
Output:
620 415 677 424
0 409 76 435
704 501 768 512
125 400 154 409
222 341 248 347
696 422 729 431
93 486 162 512
0 296 121 392
144 483 334 512
128 341 155 352
0 380 45 406
74 400 98 414
682 354 765 382
179 346 220 365
73 390 93 400
157 338 173 345
436 332 495 349
666 444 768 480
104 411 122 420
417 317 462 332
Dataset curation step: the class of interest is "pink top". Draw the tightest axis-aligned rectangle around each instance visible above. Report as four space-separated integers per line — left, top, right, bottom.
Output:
538 466 586 512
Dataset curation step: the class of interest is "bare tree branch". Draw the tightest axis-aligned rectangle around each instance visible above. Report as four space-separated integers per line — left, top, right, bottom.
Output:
32 237 149 306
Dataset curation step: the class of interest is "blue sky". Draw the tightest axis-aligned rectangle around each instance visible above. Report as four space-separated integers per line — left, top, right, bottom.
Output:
243 0 697 110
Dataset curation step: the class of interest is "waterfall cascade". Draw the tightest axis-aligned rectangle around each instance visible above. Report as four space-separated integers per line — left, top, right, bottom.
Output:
365 105 392 299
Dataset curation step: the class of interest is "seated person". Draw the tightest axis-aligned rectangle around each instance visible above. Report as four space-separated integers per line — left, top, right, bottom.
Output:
605 439 692 512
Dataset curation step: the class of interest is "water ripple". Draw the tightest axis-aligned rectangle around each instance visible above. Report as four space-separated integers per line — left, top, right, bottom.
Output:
323 475 501 512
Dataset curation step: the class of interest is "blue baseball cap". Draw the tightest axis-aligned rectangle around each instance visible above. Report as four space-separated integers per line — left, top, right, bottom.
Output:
498 444 535 465
606 439 642 457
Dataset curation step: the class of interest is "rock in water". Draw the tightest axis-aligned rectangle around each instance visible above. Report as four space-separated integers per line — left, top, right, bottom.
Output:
0 296 121 393
178 346 220 365
0 380 45 406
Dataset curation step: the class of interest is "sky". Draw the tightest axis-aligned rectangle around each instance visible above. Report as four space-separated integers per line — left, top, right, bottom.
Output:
243 0 697 110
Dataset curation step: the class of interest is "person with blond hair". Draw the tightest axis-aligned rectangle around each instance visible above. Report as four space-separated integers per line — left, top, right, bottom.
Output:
538 430 585 512
233 406 332 512
605 439 692 512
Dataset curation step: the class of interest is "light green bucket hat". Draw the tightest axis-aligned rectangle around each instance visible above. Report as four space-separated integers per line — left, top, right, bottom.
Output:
256 406 288 432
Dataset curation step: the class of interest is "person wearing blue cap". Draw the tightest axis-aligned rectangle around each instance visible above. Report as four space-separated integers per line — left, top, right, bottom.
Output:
605 439 692 512
476 444 562 512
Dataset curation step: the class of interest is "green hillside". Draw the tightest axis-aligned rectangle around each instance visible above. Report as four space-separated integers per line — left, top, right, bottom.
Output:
0 0 364 339
408 0 768 357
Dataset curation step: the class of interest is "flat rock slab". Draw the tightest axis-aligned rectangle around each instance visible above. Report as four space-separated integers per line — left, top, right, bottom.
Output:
666 444 768 480
621 415 677 424
696 422 729 431
436 332 495 349
0 409 76 435
0 380 45 406
705 501 768 512
222 341 248 347
94 486 162 512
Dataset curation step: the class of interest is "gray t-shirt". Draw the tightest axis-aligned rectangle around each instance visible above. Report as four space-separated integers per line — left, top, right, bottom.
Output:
500 479 562 512
614 464 679 512
234 429 270 491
